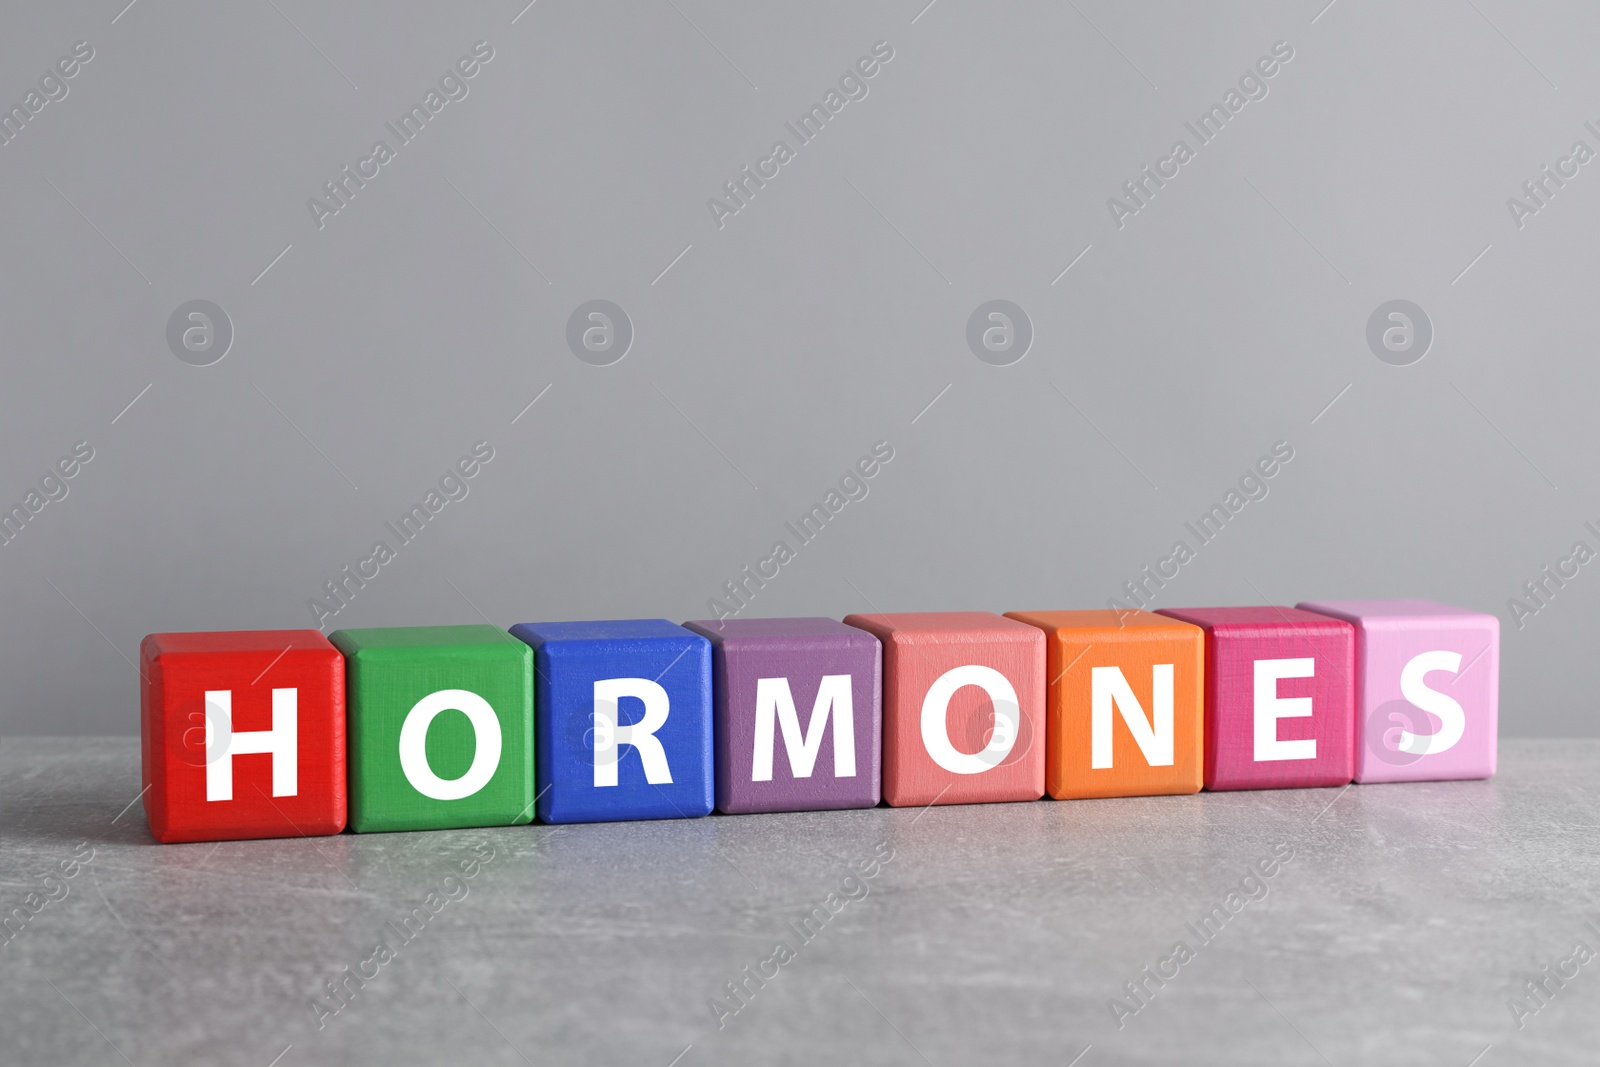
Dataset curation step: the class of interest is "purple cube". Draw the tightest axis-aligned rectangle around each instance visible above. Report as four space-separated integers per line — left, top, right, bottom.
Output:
682 617 882 814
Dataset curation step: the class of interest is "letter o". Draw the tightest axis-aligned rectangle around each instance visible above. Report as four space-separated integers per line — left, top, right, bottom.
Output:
920 665 1020 774
398 689 502 800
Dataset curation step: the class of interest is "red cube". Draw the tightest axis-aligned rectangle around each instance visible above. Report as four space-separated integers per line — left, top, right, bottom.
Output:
140 630 346 843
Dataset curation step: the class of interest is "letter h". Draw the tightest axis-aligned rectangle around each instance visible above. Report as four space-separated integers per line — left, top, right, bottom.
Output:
205 688 298 801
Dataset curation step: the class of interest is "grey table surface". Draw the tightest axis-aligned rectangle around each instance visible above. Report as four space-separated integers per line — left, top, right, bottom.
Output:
3 738 1598 1067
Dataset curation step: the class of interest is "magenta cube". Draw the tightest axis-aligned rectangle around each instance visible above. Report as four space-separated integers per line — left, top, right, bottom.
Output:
1155 606 1355 791
683 617 881 814
1296 599 1498 784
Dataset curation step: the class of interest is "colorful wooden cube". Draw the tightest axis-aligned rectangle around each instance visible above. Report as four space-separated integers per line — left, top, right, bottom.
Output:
841 612 1044 807
329 625 533 833
508 619 713 824
140 629 346 843
1005 609 1204 800
1296 599 1498 783
682 617 882 814
1155 606 1354 791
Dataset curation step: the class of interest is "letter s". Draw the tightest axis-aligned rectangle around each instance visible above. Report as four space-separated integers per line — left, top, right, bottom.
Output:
1396 650 1465 756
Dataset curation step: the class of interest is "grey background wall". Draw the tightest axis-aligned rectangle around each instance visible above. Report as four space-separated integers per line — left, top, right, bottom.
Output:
1 0 1594 737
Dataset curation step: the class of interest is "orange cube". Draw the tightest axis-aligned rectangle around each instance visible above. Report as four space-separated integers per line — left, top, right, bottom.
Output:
1005 610 1204 800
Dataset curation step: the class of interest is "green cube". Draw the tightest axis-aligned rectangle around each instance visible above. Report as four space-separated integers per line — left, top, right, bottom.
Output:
331 624 534 833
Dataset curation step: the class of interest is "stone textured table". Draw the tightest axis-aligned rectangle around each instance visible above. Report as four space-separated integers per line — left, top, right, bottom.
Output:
3 738 1597 1066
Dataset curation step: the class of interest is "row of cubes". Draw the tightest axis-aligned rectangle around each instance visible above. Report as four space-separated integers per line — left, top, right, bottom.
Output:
139 600 1499 843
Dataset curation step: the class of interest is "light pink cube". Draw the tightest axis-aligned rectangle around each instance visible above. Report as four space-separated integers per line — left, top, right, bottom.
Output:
1296 600 1498 784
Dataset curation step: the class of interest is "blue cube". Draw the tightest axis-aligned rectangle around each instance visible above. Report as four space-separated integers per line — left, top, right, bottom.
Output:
509 619 714 823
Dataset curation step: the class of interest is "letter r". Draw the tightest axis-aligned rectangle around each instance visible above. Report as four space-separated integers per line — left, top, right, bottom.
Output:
593 678 673 787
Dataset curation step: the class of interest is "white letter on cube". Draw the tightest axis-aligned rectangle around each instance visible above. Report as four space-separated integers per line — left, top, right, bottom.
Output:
1091 664 1175 769
593 678 673 787
1253 658 1316 762
205 688 298 801
752 674 856 781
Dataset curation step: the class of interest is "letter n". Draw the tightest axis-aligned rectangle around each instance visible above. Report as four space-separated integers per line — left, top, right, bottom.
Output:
1091 665 1174 769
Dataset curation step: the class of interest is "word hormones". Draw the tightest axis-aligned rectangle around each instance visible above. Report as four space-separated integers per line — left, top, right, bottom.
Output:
138 601 1499 843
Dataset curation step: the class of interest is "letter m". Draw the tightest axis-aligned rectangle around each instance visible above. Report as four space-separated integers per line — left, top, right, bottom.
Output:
1091 665 1174 769
752 675 855 781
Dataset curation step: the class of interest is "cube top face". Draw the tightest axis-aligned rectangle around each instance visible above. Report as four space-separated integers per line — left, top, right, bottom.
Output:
683 618 882 815
513 618 695 645
1155 605 1341 633
843 612 1044 807
843 611 1042 645
1006 610 1204 800
509 620 713 824
683 615 875 649
329 623 521 656
1298 600 1498 783
1156 607 1355 791
1296 598 1489 623
1005 609 1197 639
329 625 534 834
140 629 345 843
142 629 336 658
